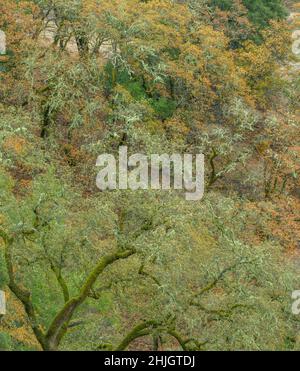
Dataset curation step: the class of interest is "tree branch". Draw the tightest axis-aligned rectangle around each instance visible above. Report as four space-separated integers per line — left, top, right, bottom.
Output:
45 248 136 350
0 229 47 350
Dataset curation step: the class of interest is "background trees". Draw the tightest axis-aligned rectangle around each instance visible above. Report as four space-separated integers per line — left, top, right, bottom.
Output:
0 0 299 351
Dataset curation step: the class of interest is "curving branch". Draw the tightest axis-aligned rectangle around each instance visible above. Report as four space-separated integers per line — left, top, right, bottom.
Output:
138 262 162 287
190 261 241 304
49 261 70 303
208 147 219 188
101 320 205 352
45 248 136 351
190 302 254 319
1 227 136 351
114 321 158 351
0 229 47 350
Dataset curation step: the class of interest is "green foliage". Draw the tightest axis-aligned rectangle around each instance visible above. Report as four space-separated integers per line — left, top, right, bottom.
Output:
208 0 288 44
211 0 287 28
0 332 12 350
0 0 299 351
150 97 177 121
242 0 287 28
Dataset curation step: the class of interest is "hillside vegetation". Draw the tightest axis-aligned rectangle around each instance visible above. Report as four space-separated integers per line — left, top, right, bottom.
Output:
0 0 300 351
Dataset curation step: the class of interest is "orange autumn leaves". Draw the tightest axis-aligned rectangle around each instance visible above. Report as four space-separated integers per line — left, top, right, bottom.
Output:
2 136 26 155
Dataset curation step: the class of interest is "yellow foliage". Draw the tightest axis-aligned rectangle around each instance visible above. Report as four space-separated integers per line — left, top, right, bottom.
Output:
2 136 26 155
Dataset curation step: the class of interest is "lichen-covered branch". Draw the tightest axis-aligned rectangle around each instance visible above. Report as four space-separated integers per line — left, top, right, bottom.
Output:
1 228 135 351
0 229 47 350
114 321 156 351
45 248 136 350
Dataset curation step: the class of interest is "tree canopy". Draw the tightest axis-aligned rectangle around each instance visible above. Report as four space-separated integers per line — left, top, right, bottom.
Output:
0 0 299 351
